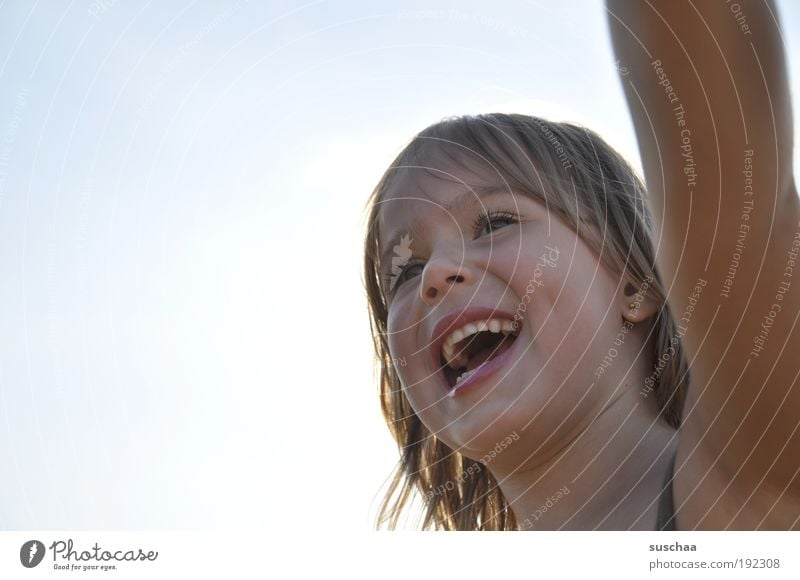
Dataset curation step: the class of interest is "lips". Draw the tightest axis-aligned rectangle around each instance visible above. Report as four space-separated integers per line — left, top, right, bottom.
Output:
429 306 521 393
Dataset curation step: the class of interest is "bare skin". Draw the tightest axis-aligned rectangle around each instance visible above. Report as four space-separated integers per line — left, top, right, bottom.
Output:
608 0 800 529
379 166 676 529
378 0 800 530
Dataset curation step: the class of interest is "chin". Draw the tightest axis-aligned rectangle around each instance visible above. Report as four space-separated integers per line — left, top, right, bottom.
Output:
432 398 530 463
444 380 593 467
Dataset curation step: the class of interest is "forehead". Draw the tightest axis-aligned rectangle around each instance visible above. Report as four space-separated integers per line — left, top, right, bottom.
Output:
377 165 505 231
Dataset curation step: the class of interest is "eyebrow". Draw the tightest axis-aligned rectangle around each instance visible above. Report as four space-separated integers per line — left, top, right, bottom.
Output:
379 186 514 265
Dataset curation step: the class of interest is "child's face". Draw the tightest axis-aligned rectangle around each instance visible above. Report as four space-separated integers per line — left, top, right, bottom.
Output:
378 164 637 465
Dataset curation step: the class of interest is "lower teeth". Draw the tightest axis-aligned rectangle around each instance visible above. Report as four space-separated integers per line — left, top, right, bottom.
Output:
455 362 487 384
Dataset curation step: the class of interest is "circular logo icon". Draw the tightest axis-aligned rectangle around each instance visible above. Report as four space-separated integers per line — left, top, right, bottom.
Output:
20 540 45 568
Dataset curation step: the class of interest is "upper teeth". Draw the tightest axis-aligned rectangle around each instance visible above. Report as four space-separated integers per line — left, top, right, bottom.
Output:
441 318 517 369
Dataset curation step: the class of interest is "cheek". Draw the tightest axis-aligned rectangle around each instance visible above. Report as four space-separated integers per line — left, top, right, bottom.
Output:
504 228 616 360
490 228 565 290
538 253 621 372
386 305 415 359
386 309 443 421
386 307 429 393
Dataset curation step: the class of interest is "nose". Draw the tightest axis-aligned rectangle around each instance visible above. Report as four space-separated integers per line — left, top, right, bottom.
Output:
420 255 473 305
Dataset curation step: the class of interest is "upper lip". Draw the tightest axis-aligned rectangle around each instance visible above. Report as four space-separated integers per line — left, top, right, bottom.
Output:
428 305 519 372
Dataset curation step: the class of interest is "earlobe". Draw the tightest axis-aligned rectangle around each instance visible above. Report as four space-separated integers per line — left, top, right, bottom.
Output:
623 300 641 324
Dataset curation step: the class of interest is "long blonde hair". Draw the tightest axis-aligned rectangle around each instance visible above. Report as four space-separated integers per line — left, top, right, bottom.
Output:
363 113 687 530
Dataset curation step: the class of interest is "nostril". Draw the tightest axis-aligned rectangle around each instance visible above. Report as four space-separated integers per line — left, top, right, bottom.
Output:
423 273 464 301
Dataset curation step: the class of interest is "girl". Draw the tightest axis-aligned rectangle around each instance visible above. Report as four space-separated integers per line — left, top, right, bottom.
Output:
363 0 799 530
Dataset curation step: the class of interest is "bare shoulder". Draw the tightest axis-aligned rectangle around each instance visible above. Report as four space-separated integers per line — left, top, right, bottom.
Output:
674 188 800 530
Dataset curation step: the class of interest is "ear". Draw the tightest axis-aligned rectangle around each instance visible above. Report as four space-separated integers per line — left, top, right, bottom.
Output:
619 274 660 324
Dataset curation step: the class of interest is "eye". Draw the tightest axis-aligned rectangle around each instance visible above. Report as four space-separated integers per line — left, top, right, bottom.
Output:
472 209 518 237
385 261 424 294
383 209 520 297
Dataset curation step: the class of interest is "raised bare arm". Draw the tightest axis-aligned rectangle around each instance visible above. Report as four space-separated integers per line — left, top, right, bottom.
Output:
607 0 800 529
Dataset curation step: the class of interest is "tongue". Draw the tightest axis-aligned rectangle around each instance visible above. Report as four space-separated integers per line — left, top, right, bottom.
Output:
465 335 515 372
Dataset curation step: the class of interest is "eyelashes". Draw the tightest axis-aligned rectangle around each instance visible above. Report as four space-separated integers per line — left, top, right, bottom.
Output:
472 208 518 237
383 208 520 293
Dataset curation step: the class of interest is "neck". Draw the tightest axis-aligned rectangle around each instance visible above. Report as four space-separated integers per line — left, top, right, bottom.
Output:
492 387 678 530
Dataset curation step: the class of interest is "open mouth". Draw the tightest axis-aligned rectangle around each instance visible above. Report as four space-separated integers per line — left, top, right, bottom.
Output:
439 319 520 391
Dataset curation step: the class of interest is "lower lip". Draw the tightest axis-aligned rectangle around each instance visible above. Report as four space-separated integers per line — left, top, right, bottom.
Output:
444 332 523 398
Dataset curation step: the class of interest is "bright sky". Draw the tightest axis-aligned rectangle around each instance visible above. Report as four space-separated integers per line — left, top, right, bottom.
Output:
0 0 798 531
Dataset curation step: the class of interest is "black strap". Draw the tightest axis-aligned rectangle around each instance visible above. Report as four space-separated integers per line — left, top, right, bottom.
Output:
655 452 678 531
